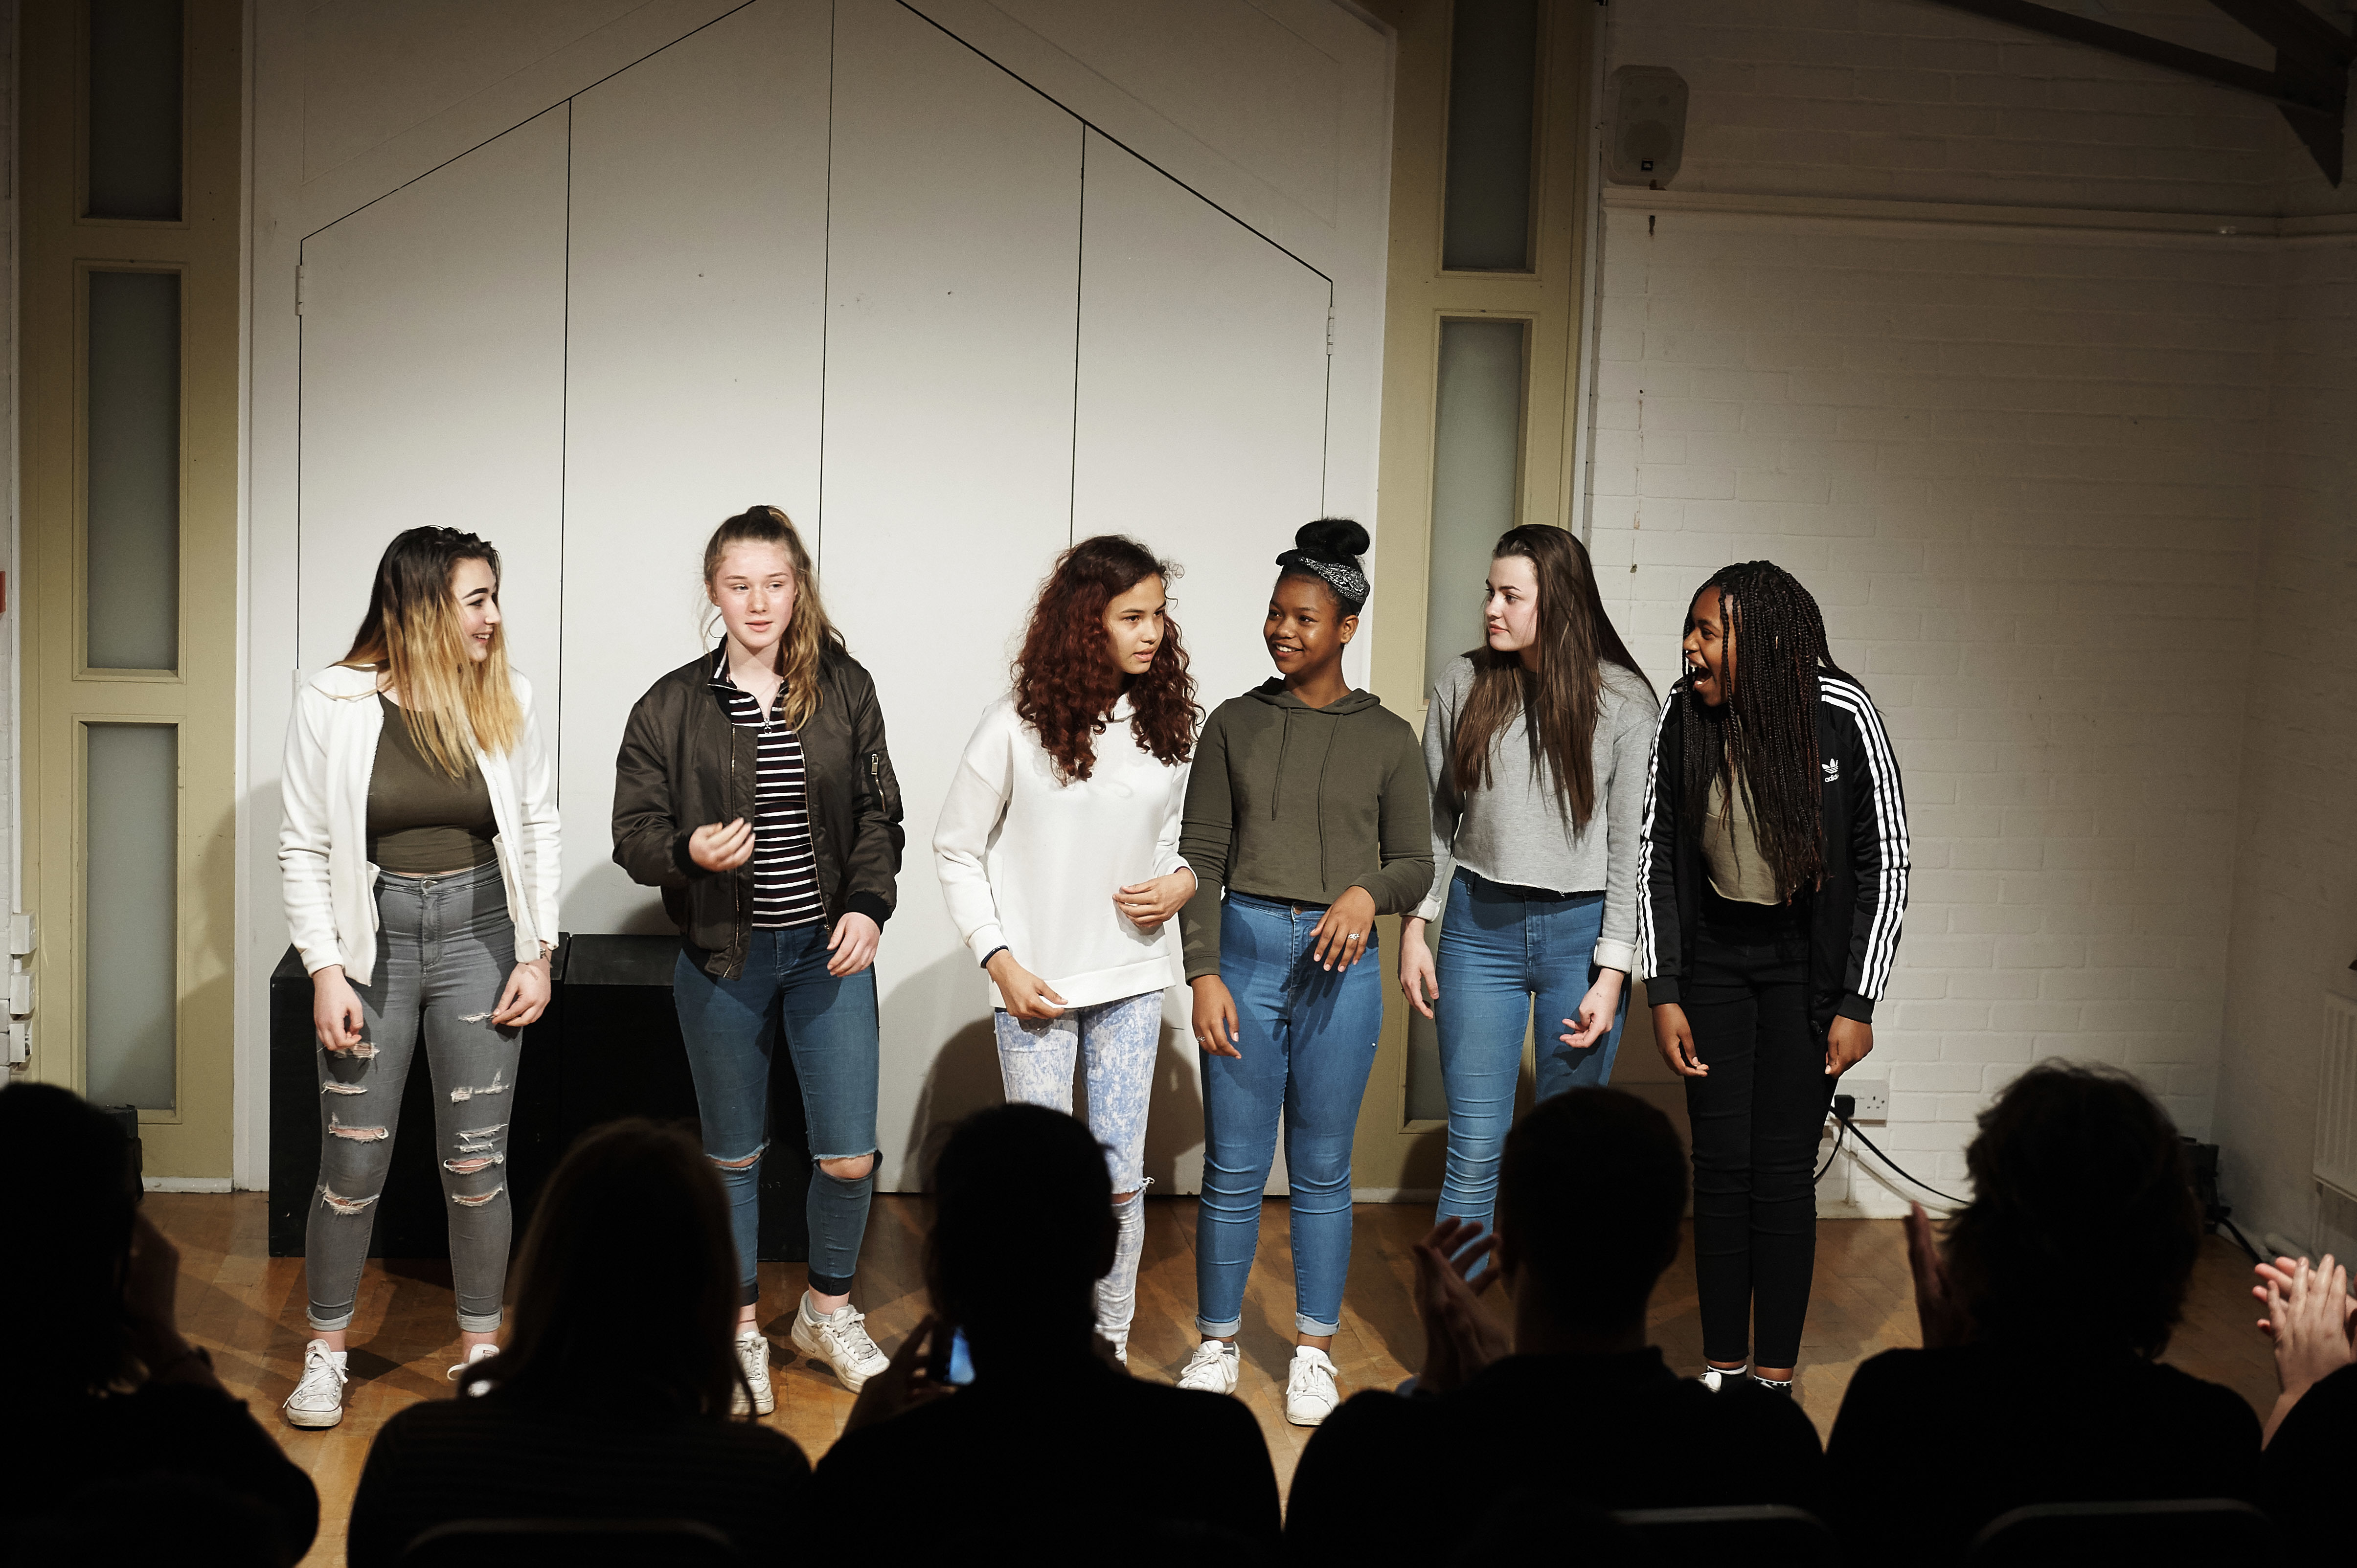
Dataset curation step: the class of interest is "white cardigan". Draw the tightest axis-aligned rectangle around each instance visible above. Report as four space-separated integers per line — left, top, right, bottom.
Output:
932 695 1189 1009
279 663 561 987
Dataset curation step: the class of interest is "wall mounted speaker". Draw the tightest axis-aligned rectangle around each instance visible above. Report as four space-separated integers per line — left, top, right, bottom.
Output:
1607 65 1688 187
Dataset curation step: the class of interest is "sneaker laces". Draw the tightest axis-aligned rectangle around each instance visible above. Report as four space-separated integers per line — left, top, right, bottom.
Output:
1288 1351 1334 1399
1179 1341 1231 1381
819 1307 882 1366
292 1345 346 1403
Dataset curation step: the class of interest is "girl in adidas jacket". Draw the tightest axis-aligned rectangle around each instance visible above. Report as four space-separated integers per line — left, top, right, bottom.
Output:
1638 560 1908 1395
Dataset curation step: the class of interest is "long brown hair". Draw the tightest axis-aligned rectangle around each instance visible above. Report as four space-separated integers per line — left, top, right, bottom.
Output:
702 505 844 732
339 527 523 776
1013 536 1199 783
1449 526 1650 828
473 1120 749 1418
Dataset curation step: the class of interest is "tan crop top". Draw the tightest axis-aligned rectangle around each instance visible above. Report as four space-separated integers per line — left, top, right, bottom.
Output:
1701 770 1782 905
366 696 498 873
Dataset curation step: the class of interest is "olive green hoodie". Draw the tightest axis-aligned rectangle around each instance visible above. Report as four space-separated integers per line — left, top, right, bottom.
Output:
1176 679 1433 981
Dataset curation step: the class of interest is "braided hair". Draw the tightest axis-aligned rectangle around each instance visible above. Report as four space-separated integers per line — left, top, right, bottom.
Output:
1678 560 1856 902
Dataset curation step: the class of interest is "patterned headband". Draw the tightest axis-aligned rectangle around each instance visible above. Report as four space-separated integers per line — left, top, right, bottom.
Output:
1277 551 1369 610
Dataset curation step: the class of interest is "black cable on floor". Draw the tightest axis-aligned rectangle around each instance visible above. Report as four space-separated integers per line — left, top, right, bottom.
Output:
2219 1216 2264 1266
1813 1116 1846 1184
1836 1112 1970 1209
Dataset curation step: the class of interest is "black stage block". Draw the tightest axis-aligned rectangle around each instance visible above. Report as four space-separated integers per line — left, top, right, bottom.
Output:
270 937 810 1264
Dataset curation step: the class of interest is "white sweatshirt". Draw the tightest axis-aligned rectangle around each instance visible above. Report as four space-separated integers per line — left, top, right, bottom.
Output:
279 663 561 987
932 694 1190 1009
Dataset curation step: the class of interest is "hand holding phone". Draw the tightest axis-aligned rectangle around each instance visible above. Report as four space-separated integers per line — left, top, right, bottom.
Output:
844 1314 963 1435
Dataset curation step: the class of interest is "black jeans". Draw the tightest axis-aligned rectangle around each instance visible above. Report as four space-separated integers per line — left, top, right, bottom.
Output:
1681 889 1833 1368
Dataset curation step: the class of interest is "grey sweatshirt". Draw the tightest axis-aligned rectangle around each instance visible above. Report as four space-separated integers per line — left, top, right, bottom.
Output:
1416 656 1658 973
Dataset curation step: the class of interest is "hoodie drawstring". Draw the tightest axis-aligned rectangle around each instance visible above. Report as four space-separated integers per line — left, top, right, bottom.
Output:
1273 709 1292 821
1312 718 1339 888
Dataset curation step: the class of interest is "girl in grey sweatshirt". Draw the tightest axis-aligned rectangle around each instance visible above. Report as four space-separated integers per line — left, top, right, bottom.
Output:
1399 526 1655 1250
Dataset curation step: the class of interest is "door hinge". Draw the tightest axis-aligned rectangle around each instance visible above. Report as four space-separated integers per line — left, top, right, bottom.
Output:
1325 307 1335 357
295 264 307 316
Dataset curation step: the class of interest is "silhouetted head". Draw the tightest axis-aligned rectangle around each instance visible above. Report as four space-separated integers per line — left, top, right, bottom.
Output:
928 1104 1115 1361
0 1084 140 1399
477 1119 748 1417
1944 1062 2198 1358
1496 1089 1687 1337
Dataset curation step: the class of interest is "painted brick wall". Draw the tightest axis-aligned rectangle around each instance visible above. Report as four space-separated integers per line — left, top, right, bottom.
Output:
1605 0 2294 213
1588 0 2357 1216
1590 209 2270 1206
2211 241 2357 1249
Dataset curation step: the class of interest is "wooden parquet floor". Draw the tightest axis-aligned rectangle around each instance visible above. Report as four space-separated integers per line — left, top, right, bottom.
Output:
146 1193 2282 1568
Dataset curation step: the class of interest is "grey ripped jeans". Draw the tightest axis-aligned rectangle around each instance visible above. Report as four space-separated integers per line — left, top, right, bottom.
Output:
306 860 522 1332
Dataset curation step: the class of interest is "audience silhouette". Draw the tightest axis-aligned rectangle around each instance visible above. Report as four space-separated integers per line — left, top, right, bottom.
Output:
346 1118 810 1565
810 1102 1282 1556
1286 1087 1822 1564
0 1083 319 1566
1826 1062 2262 1561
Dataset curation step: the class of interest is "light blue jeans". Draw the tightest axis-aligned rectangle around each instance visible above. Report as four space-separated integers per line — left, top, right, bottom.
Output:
996 988 1163 1342
1434 868 1630 1245
1197 893 1385 1338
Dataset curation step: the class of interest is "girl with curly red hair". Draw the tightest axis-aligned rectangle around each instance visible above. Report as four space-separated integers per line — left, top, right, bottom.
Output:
931 535 1201 1363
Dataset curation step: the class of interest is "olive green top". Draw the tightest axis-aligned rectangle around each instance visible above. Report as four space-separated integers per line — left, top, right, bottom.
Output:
367 695 498 873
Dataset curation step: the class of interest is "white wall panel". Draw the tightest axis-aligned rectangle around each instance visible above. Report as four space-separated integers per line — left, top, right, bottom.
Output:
1072 129 1332 1191
296 107 569 710
821 0 1082 1190
560 0 832 934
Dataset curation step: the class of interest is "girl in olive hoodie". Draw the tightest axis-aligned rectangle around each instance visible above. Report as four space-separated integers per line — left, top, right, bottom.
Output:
1173 520 1432 1427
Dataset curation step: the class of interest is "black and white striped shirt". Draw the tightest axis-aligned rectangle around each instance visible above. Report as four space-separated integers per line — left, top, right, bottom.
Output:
709 650 825 930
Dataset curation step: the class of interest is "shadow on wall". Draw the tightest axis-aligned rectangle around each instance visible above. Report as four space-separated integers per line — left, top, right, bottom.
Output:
898 947 1208 1193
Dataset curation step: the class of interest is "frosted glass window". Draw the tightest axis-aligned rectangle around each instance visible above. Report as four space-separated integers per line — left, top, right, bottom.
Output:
86 724 179 1111
1442 0 1538 272
88 0 184 221
1424 317 1526 696
88 270 181 671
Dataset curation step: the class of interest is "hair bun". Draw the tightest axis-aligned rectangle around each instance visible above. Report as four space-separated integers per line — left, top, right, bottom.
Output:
1294 517 1369 563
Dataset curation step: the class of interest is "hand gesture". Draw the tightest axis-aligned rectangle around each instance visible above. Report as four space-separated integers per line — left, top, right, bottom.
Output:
490 955 551 1029
844 1315 959 1434
986 951 1066 1019
826 912 882 977
1310 887 1378 971
1905 1201 1967 1349
1827 1015 1874 1075
1652 1002 1706 1077
1113 868 1195 933
1411 1217 1507 1396
2255 1254 2355 1443
313 967 366 1053
1400 918 1439 1020
1560 968 1625 1049
688 819 754 873
1191 975 1241 1058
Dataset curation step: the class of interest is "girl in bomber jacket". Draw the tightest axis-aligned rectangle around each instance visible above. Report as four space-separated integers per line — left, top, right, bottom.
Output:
1638 560 1908 1396
612 506 906 1412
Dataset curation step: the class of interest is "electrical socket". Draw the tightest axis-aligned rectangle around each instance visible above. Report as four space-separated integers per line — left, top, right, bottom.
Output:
1843 1076 1889 1120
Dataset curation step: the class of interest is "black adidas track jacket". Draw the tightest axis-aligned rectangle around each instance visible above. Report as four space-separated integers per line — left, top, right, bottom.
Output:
1635 673 1909 1039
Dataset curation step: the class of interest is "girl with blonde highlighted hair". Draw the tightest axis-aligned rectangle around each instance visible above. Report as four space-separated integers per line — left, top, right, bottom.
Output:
278 526 562 1432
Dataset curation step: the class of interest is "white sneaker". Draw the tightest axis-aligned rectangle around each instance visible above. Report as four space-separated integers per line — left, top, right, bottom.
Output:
1176 1339 1240 1395
282 1339 347 1429
445 1343 499 1395
789 1296 889 1393
1284 1346 1340 1427
733 1328 776 1415
1700 1362 1747 1392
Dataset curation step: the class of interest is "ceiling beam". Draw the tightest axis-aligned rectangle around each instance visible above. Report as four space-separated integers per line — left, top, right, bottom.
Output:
1921 0 2350 184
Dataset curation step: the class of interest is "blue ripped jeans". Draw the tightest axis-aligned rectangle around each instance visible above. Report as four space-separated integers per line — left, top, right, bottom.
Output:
1197 894 1384 1339
673 924 880 1305
1434 869 1629 1246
